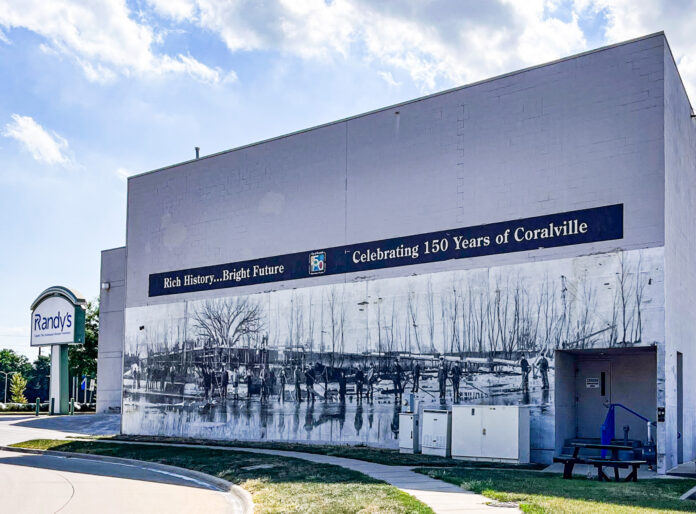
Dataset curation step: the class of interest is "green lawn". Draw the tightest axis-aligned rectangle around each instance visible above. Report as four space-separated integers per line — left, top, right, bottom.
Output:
417 467 696 513
106 433 544 469
13 439 433 514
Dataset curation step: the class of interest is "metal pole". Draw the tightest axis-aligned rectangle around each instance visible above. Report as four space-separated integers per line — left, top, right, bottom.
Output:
2 372 17 403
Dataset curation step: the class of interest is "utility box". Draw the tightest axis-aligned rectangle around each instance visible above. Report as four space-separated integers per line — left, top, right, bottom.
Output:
452 405 530 463
421 409 451 457
399 413 420 454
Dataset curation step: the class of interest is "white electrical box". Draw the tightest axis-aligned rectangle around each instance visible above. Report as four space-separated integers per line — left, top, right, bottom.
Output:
399 413 420 454
451 405 530 463
421 409 451 457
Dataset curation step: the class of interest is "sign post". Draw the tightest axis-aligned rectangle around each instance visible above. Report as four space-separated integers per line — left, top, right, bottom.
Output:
30 286 86 415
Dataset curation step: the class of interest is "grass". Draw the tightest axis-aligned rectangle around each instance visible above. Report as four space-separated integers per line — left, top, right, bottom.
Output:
416 467 696 513
104 433 545 469
13 439 433 514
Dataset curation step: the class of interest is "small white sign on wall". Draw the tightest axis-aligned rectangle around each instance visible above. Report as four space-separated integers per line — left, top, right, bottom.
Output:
586 377 600 389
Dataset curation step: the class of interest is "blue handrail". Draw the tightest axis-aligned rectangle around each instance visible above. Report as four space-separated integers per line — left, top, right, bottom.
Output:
601 403 656 458
610 403 653 424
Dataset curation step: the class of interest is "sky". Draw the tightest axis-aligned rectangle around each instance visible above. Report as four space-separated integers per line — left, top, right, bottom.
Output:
1 0 695 361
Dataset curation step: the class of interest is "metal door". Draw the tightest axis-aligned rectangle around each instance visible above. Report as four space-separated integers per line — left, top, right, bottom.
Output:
575 360 611 438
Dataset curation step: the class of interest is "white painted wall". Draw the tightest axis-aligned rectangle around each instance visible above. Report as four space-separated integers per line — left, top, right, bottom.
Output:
96 247 126 413
663 41 696 472
124 34 666 310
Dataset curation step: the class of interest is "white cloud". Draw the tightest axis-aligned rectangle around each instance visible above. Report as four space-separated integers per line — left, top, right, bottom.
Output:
115 167 137 180
0 28 9 44
377 70 400 88
146 0 195 22
144 0 588 91
0 0 225 84
577 0 696 102
3 114 71 165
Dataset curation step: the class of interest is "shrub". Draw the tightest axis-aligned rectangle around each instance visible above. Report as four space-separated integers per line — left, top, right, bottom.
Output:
10 374 28 404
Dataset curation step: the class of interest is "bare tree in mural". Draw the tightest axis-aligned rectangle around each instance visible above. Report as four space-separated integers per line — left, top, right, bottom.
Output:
425 279 438 353
406 289 423 353
632 255 645 344
192 297 264 348
306 291 316 354
574 275 598 349
326 285 346 367
441 282 461 354
617 253 635 345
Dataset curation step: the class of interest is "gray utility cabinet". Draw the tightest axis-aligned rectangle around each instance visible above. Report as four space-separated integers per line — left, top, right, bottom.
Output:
452 405 530 463
421 409 452 457
399 413 420 454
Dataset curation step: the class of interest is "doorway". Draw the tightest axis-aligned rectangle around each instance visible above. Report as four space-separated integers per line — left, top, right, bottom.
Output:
575 360 611 438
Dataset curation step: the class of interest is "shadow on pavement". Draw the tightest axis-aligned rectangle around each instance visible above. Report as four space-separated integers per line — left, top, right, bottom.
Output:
0 451 213 490
9 413 120 435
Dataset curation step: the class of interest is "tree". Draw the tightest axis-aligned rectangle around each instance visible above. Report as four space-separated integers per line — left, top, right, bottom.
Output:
0 349 32 376
69 300 99 378
26 355 50 403
0 349 32 399
193 297 264 347
9 373 27 403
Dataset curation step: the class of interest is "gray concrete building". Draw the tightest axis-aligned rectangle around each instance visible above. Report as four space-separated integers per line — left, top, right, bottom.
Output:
97 32 695 474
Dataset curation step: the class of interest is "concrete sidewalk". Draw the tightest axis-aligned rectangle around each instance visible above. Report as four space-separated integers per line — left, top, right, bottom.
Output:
67 438 519 513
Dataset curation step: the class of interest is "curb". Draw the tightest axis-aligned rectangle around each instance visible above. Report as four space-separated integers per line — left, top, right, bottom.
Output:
0 445 253 514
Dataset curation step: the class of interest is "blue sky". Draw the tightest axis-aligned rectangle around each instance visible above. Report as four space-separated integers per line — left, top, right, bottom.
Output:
1 0 694 360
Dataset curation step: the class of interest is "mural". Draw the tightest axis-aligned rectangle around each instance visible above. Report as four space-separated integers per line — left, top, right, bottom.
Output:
122 248 664 455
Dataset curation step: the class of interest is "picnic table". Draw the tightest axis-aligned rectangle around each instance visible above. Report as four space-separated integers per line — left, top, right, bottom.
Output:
553 442 646 482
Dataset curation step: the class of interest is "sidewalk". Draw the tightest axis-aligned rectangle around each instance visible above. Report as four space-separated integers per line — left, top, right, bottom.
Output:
67 438 518 513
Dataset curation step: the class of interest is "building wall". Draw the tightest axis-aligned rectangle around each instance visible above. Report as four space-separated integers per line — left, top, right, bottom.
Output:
96 247 126 413
125 34 666 310
116 34 684 464
663 42 696 472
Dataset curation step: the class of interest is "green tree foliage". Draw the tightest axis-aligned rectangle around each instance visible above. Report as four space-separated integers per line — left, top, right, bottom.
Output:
27 355 50 402
69 300 99 379
0 348 32 376
9 373 27 403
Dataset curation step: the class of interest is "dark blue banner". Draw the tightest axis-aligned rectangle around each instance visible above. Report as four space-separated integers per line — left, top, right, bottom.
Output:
149 204 623 297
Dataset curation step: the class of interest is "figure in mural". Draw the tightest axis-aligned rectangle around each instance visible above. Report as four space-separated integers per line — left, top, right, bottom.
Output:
221 365 229 399
305 365 316 403
412 361 421 392
355 365 365 403
366 363 376 402
246 368 253 399
537 351 550 389
393 358 403 399
279 367 287 402
260 365 269 403
231 367 239 400
294 365 303 402
520 354 530 393
437 357 448 402
131 362 140 390
338 369 347 403
451 360 462 403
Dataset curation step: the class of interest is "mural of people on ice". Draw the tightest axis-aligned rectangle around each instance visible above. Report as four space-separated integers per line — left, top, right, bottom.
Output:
122 247 663 454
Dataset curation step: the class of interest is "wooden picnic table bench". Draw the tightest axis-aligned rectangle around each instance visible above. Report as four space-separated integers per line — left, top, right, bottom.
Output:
553 443 646 481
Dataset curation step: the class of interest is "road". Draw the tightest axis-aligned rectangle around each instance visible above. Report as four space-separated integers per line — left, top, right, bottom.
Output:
0 415 243 514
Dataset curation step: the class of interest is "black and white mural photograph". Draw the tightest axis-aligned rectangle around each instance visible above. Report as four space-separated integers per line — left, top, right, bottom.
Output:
122 247 663 451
